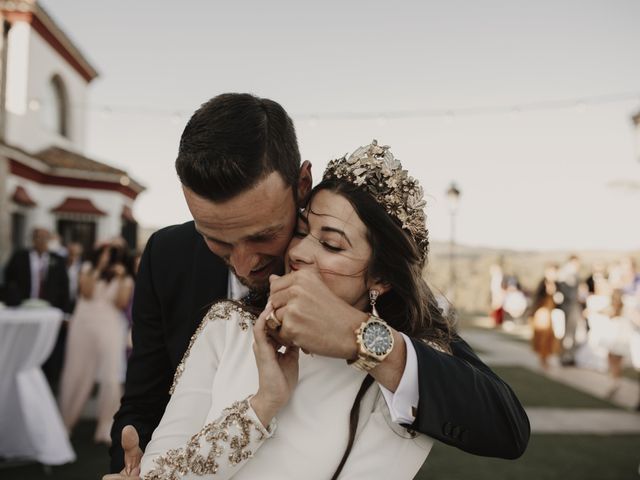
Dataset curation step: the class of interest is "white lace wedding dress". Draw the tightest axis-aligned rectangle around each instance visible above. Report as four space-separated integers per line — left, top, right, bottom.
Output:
140 301 433 479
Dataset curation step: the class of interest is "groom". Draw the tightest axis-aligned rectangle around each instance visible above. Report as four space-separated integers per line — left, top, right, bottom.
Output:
108 93 529 477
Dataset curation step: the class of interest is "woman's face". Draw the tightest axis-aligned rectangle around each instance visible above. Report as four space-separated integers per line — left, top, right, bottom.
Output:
285 189 375 311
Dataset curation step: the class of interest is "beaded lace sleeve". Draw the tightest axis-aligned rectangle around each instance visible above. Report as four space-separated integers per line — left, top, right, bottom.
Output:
143 396 275 479
140 301 273 479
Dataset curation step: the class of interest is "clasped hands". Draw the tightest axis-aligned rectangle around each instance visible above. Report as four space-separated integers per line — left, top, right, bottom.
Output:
264 270 366 358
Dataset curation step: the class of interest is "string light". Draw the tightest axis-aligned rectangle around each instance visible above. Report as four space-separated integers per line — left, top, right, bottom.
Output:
25 90 640 123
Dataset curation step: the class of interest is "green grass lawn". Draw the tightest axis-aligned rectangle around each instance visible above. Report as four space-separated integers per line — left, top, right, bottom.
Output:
490 366 620 409
417 434 640 480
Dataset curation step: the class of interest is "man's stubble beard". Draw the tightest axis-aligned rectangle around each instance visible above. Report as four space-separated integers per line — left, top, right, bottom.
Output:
227 257 285 296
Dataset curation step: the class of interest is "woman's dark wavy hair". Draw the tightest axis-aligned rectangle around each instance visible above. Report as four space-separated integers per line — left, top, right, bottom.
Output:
310 178 454 479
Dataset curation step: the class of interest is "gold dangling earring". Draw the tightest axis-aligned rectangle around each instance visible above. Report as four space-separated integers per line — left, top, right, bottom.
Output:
369 289 380 317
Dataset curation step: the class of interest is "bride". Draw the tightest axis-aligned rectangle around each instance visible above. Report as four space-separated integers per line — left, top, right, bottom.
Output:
140 141 452 479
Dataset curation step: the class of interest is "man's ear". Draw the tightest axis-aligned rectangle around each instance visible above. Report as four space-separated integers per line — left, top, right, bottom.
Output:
297 161 313 207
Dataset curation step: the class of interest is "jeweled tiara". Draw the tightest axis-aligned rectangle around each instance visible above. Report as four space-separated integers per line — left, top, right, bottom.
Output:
323 140 429 262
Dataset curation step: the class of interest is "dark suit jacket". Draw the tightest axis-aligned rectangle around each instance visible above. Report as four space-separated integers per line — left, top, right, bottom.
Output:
3 249 70 312
110 221 529 472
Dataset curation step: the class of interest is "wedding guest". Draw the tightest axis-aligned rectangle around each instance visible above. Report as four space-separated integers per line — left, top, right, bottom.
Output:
59 243 135 444
3 227 71 392
530 266 560 370
620 257 640 295
489 263 505 327
558 255 583 366
3 227 70 310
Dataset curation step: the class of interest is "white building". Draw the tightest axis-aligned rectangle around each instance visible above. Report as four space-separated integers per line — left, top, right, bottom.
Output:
0 0 144 265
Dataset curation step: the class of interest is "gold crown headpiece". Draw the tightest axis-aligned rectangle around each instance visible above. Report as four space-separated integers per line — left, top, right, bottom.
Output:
323 140 429 262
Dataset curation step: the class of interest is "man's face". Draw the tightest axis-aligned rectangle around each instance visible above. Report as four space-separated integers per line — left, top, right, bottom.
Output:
32 229 50 254
184 172 299 292
67 243 83 262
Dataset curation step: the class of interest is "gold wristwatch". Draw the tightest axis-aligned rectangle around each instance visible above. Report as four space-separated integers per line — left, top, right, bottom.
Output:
350 315 394 371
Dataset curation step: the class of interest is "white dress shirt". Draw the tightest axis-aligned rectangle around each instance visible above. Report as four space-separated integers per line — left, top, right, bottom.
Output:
28 250 50 299
227 271 419 425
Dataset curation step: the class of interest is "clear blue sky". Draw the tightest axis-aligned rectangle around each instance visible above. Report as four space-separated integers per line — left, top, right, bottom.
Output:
40 0 640 251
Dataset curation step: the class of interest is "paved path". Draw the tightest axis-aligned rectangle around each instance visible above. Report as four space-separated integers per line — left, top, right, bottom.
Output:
459 320 640 434
526 408 640 434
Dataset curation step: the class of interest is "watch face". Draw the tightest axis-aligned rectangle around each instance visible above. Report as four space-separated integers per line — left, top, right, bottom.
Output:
362 321 392 356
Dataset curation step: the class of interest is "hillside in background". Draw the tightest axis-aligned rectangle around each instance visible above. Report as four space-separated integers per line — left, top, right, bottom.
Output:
426 242 639 313
139 226 638 314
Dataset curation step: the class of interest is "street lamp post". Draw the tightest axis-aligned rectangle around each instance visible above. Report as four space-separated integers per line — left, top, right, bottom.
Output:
446 182 461 302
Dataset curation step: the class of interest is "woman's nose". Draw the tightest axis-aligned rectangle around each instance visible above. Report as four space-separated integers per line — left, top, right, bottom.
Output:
288 236 314 266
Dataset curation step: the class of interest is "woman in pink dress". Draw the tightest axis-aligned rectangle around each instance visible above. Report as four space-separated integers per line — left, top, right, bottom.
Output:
59 244 135 444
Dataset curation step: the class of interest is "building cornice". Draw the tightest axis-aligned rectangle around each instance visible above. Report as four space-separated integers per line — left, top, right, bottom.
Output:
0 0 99 82
0 142 145 199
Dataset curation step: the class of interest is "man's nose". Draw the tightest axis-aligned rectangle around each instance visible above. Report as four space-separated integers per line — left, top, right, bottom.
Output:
229 245 258 277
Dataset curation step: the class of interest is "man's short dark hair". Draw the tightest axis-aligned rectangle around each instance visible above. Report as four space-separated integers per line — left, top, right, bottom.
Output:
175 93 301 202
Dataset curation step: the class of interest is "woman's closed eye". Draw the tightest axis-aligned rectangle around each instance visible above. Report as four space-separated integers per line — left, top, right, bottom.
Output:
294 228 345 253
318 239 344 253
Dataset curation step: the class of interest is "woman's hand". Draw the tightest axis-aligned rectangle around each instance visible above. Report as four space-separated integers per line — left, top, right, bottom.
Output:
96 247 111 272
250 304 299 428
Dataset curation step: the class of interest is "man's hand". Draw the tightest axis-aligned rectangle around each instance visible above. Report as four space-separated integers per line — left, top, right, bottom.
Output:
268 270 408 392
268 270 368 359
102 425 143 480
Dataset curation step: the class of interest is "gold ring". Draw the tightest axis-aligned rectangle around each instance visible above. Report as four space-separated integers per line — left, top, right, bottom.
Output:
265 311 281 330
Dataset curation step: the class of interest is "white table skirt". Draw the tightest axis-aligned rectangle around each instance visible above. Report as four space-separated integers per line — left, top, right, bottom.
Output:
0 308 76 465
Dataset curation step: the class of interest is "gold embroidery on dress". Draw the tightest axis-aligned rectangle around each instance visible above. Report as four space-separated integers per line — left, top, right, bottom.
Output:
143 398 270 479
169 301 256 394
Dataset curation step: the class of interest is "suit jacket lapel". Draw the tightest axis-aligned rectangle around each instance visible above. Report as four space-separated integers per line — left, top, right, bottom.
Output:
190 234 228 328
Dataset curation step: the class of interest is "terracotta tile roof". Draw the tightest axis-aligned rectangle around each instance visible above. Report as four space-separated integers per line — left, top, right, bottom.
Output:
12 185 37 206
35 146 126 175
1 142 145 196
51 197 107 216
